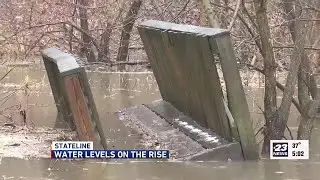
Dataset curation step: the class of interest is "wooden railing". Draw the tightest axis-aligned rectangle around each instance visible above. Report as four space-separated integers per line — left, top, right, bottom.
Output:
42 48 107 150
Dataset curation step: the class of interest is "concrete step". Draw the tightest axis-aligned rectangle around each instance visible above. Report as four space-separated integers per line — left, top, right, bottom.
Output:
144 100 231 149
117 99 243 161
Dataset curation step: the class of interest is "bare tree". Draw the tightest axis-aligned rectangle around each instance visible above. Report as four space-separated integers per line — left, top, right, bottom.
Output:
78 0 96 62
252 0 310 153
198 0 220 28
282 0 320 140
116 0 143 63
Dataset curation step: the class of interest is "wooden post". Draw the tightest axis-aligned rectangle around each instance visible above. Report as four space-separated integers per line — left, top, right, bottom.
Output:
64 75 97 141
213 34 259 160
42 48 107 150
43 57 75 130
78 70 108 149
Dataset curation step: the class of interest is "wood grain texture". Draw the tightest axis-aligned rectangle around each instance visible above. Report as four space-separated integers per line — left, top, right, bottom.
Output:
214 35 259 160
43 58 75 130
64 75 96 142
78 71 108 150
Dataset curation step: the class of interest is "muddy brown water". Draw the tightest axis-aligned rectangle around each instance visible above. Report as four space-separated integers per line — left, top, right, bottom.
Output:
0 65 320 180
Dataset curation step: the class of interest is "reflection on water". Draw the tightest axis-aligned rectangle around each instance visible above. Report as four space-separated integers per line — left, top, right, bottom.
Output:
0 66 320 179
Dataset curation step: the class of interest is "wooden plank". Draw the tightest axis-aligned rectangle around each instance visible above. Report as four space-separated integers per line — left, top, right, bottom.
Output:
139 20 229 37
137 27 170 101
169 32 208 127
161 31 194 123
142 28 182 106
42 48 81 75
43 57 75 129
213 34 259 160
78 70 108 150
64 75 97 143
196 34 232 141
185 33 223 132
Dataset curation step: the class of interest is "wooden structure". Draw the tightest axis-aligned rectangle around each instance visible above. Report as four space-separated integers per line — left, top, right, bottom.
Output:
42 48 107 150
138 20 259 160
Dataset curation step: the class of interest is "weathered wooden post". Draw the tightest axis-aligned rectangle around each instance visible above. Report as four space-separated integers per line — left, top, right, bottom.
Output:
137 20 259 160
213 35 259 160
42 48 107 150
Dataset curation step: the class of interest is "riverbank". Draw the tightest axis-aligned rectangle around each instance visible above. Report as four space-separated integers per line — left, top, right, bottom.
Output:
0 125 76 159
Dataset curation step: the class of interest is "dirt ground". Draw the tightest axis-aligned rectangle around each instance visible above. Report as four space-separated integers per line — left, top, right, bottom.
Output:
0 125 76 160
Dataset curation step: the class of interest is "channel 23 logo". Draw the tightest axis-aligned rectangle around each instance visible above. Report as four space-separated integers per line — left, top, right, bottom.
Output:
270 140 309 159
272 142 288 157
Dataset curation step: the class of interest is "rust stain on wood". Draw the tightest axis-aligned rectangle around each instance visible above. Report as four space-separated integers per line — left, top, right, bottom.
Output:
64 75 96 142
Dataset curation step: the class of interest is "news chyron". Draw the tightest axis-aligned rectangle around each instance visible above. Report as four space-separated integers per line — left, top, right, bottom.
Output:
270 140 309 160
51 141 170 160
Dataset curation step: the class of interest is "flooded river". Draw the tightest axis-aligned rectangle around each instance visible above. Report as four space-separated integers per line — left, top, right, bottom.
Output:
0 64 320 180
1 158 320 180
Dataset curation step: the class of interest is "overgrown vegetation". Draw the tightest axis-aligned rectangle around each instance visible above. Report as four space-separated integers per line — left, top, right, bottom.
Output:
0 68 32 127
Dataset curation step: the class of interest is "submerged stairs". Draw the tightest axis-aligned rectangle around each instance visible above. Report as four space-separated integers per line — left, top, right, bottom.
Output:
118 100 243 161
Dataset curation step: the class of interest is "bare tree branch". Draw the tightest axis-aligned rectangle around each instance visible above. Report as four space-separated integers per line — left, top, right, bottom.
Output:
246 64 303 114
228 0 241 31
273 45 320 50
170 0 191 22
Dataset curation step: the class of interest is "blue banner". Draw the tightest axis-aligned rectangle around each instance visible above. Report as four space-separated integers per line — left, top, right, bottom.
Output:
51 150 170 159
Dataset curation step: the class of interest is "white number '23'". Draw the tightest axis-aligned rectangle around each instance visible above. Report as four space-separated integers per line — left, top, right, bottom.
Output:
274 144 288 151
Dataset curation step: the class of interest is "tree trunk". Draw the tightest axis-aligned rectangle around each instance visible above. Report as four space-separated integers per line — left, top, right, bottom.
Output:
277 3 307 134
116 0 142 63
253 0 278 154
283 0 314 104
198 0 220 28
98 22 112 62
254 0 308 154
283 0 317 140
78 0 96 62
199 1 207 26
298 116 316 140
298 100 319 140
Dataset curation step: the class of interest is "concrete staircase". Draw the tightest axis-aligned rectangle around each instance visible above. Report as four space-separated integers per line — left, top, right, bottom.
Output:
117 100 243 161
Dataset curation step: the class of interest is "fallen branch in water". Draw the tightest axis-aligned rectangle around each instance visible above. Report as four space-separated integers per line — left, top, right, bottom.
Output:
84 61 151 67
0 68 14 82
